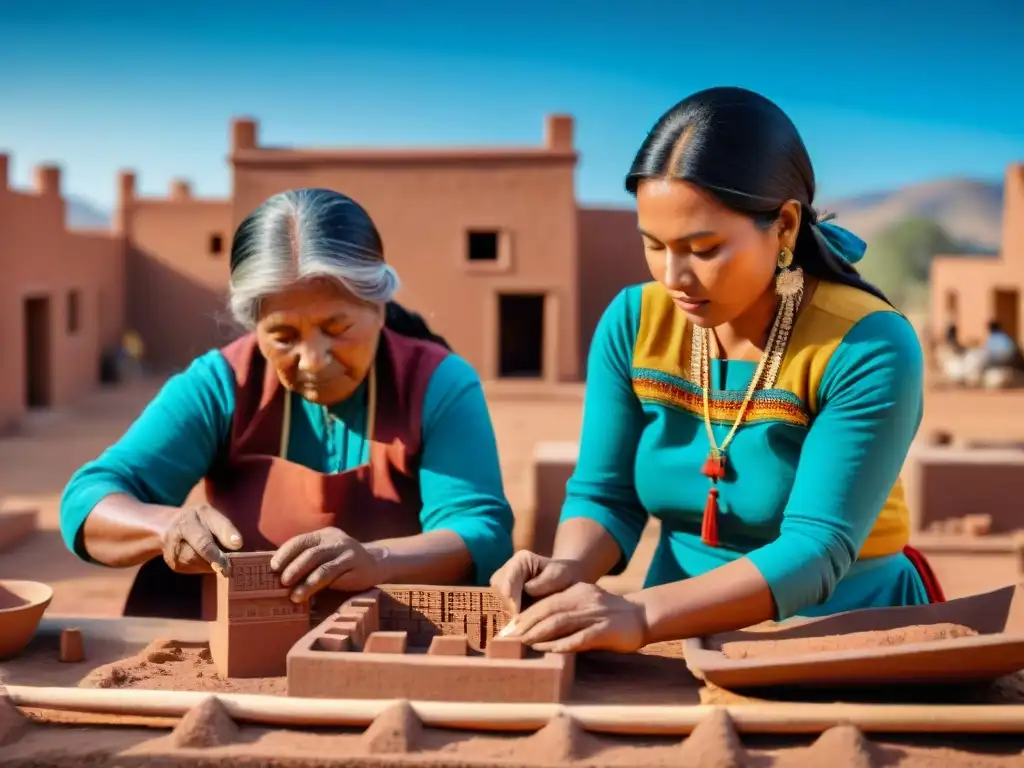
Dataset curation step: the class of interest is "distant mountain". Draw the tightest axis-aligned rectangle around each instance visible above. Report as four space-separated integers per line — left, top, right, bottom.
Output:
59 176 1007 253
66 196 111 229
821 178 1004 253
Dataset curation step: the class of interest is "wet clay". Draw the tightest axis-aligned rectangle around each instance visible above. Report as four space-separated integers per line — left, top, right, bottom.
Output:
80 639 286 695
720 623 980 660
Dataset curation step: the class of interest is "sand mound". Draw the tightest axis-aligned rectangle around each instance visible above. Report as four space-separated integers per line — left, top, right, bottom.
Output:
168 695 238 749
678 709 747 767
361 701 423 754
799 724 880 768
0 687 28 746
520 713 599 762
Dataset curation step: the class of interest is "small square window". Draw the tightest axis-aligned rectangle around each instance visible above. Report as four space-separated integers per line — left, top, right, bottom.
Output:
466 230 499 261
209 234 224 256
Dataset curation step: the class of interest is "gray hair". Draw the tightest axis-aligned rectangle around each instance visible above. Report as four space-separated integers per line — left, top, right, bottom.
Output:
228 188 400 329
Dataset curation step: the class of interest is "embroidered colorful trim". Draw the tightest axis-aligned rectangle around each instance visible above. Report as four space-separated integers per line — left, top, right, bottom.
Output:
631 367 809 428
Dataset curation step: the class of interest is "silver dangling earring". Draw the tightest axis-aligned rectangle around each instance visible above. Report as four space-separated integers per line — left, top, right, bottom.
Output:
759 247 805 389
775 246 804 298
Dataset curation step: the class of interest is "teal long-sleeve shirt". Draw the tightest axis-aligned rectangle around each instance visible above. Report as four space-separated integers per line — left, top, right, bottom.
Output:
60 351 514 585
561 281 930 620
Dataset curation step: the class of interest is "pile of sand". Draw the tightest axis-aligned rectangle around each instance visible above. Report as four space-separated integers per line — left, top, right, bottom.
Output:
0 687 28 746
168 696 239 749
797 724 886 768
678 709 747 767
361 701 423 754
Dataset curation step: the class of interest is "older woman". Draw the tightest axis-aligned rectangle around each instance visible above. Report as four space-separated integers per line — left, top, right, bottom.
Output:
491 87 943 654
61 188 514 619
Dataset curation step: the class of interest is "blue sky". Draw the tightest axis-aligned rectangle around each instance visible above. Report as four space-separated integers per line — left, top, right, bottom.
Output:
1 0 1022 210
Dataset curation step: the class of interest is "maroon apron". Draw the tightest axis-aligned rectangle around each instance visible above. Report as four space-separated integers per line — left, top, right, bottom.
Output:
122 328 450 619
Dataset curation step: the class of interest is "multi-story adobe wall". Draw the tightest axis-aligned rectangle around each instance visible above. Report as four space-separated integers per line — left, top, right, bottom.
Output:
0 155 125 429
930 164 1024 347
576 206 650 372
35 114 645 381
116 173 235 371
228 115 581 383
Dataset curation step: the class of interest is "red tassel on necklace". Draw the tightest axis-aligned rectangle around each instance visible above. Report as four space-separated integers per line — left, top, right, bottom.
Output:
701 488 720 547
701 453 727 480
700 452 725 547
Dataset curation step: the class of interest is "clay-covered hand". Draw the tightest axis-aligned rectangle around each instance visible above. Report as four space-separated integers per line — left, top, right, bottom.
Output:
499 582 648 654
270 527 386 603
489 550 585 615
160 504 244 576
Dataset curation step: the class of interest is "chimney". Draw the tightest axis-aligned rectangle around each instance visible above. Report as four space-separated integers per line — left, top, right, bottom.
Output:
544 114 574 152
114 170 137 236
0 153 8 191
117 170 137 206
169 178 192 200
34 164 61 196
1003 163 1024 263
231 117 258 153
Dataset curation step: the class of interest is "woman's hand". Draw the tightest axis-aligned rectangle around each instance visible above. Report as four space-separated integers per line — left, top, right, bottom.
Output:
500 582 649 654
489 550 586 615
271 527 386 603
160 504 244 575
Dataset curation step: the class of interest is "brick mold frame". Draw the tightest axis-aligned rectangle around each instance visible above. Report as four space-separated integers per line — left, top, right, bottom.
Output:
286 585 574 702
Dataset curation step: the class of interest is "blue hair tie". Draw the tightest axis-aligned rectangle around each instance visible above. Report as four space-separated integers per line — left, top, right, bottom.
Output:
813 219 867 265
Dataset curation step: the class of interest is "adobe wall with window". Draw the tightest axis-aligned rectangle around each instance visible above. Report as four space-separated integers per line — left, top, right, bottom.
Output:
115 173 235 371
930 164 1024 348
0 156 125 429
229 116 581 383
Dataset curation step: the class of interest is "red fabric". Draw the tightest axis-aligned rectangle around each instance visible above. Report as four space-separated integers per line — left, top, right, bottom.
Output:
902 544 946 603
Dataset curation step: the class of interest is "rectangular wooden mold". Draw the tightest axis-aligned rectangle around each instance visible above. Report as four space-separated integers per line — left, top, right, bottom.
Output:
209 551 311 679
286 585 575 702
683 583 1024 690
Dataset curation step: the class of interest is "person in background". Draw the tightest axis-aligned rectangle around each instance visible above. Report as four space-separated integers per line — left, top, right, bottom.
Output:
983 320 1020 368
60 188 514 619
490 87 943 654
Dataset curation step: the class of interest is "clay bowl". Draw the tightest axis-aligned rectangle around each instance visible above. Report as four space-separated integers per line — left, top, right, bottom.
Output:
0 580 53 659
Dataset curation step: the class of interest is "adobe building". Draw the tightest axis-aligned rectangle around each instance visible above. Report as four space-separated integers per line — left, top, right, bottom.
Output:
921 163 1024 443
0 114 650 426
0 157 126 431
119 114 649 382
931 163 1024 346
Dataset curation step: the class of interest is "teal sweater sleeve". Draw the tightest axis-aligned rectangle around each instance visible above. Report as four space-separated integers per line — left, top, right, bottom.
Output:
61 348 515 584
59 350 236 559
416 354 515 585
745 311 924 620
559 286 650 573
